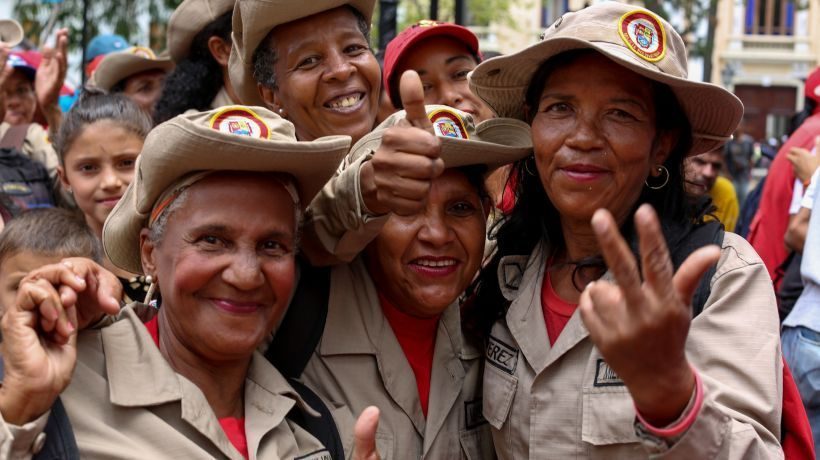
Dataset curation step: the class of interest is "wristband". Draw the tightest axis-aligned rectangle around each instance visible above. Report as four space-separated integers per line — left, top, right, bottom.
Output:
634 365 704 438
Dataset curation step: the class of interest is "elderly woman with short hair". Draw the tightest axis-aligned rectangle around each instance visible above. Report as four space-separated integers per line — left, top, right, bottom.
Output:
0 106 380 459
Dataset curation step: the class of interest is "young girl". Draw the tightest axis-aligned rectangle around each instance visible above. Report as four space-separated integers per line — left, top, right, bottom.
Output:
55 90 152 302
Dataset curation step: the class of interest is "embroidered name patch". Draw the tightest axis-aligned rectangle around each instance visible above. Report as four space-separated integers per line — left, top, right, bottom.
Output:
618 10 666 62
464 398 487 429
294 449 332 460
209 107 271 139
487 335 518 374
593 358 624 387
429 108 469 139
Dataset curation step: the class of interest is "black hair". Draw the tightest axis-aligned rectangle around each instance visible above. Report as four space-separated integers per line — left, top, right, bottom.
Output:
54 89 152 165
789 97 817 136
463 49 705 343
152 11 232 125
0 208 103 266
253 5 372 90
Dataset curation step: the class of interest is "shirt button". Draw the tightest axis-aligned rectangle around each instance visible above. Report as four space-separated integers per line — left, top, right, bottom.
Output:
31 432 47 454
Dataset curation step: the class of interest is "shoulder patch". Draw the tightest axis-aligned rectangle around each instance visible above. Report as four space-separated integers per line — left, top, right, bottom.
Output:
294 449 332 460
618 10 666 62
486 335 518 374
209 106 271 139
429 108 470 139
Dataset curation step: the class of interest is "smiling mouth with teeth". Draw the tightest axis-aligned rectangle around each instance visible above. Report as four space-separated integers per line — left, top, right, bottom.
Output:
326 93 363 109
413 258 458 268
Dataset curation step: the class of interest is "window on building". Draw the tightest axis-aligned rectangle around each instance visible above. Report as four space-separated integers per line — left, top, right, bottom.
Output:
745 0 795 35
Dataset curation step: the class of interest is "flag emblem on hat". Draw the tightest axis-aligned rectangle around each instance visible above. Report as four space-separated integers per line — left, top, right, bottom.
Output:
209 107 271 139
618 10 666 62
429 109 469 139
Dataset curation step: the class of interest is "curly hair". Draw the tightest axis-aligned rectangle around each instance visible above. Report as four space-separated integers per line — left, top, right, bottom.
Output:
152 11 232 125
463 49 711 343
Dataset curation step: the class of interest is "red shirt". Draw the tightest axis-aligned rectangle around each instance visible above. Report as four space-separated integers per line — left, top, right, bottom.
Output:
541 268 577 346
379 293 440 417
143 316 249 459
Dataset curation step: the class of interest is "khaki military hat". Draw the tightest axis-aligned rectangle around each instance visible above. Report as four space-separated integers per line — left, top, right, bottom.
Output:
350 105 532 169
0 19 23 47
89 47 174 91
103 105 351 274
166 0 235 62
229 0 376 106
469 2 743 156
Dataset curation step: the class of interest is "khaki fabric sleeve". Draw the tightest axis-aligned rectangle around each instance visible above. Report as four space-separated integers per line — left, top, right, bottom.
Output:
22 124 59 180
303 152 389 265
0 410 50 460
636 233 783 459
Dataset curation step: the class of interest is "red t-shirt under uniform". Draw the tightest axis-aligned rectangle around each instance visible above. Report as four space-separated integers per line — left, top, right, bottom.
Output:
144 316 249 459
379 293 440 417
541 268 578 345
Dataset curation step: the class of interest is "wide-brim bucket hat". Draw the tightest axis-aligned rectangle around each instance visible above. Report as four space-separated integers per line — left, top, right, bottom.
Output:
166 0 235 62
0 19 23 47
103 105 350 274
469 2 743 156
229 0 376 106
350 104 532 169
88 47 174 91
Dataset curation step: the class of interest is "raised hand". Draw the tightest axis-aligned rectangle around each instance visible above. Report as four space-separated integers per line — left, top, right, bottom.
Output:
34 28 68 129
787 136 820 183
360 70 444 216
0 44 15 122
351 406 380 460
0 276 78 426
579 204 721 425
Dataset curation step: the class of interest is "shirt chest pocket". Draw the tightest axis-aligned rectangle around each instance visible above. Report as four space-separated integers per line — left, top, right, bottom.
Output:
581 385 639 446
482 363 518 430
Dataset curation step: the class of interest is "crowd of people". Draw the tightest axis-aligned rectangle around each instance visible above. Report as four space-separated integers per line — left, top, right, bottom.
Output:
0 0 817 458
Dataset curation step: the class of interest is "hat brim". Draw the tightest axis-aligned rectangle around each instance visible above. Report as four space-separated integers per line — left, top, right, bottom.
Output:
230 0 376 106
167 0 235 62
103 112 350 274
470 38 743 156
0 19 23 47
350 115 532 171
90 54 174 91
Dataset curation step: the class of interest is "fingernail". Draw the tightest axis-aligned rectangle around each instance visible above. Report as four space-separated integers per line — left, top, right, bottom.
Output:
62 261 73 268
591 212 607 234
66 322 75 333
75 276 85 285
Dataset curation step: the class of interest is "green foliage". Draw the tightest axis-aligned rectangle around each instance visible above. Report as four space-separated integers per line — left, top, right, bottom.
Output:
398 0 512 29
13 0 182 52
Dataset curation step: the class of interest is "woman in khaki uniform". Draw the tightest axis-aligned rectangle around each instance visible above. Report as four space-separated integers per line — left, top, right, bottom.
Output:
0 106 381 459
467 3 783 459
298 96 531 459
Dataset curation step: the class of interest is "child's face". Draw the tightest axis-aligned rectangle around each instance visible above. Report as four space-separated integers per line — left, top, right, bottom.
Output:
59 119 144 237
0 251 65 314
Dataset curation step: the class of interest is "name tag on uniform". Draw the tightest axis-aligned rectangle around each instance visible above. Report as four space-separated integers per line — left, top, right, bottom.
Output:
487 335 518 374
593 359 624 387
294 449 332 460
464 399 487 429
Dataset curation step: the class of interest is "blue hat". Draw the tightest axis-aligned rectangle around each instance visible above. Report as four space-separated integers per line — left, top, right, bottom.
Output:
6 53 36 81
85 34 128 62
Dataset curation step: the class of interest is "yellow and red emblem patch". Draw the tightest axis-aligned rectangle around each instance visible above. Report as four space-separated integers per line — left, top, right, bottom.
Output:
429 109 469 140
209 107 271 140
618 10 666 63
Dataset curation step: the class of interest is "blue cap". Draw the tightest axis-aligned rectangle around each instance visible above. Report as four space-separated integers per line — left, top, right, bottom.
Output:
85 34 128 62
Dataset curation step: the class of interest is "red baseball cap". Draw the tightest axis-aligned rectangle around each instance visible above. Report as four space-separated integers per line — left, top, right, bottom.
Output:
383 20 480 108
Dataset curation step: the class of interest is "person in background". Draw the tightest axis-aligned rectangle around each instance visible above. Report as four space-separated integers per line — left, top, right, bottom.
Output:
88 47 174 117
683 148 739 232
153 0 237 124
748 67 820 290
723 123 754 205
83 34 129 79
55 92 152 303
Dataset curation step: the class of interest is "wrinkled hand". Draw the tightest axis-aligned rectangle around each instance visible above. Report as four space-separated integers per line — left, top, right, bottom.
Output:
360 70 444 216
0 277 78 426
787 138 820 183
0 45 15 122
579 204 721 425
34 28 68 114
351 406 380 460
24 258 122 330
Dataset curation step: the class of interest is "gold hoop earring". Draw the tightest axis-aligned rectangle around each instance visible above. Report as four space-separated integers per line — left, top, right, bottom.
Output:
645 165 670 190
524 156 537 176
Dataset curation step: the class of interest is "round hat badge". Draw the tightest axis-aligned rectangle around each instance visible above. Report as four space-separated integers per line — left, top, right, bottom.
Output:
209 107 271 139
429 109 470 140
618 10 666 62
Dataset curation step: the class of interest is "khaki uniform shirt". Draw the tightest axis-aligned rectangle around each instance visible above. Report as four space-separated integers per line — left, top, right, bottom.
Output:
484 233 783 459
301 258 495 459
211 86 235 109
0 122 59 178
0 306 330 459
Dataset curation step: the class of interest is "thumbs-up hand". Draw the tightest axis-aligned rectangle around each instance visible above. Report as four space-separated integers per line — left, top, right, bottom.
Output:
360 70 444 216
351 406 381 460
